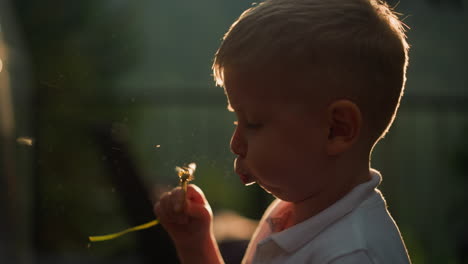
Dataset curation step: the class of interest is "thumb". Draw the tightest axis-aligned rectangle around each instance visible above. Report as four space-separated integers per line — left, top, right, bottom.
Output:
171 184 206 212
185 184 212 219
185 184 208 205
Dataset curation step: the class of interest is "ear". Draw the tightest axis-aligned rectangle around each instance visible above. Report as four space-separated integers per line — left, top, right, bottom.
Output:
326 100 362 155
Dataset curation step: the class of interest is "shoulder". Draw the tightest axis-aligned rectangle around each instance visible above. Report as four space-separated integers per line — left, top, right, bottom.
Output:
355 191 411 263
295 191 410 263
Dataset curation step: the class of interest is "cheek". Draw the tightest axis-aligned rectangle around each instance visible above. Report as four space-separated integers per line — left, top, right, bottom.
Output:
265 129 326 176
249 138 298 181
286 124 327 158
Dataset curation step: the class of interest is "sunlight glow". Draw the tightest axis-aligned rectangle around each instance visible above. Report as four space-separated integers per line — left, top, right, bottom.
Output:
17 137 34 146
0 52 15 139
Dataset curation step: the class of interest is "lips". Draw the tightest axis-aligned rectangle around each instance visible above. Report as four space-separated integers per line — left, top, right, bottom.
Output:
239 173 256 186
234 158 256 186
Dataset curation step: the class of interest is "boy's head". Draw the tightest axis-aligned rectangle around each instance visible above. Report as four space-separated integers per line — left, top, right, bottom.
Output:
213 0 409 202
213 0 409 146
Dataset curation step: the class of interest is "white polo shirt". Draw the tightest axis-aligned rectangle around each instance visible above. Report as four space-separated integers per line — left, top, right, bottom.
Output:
242 169 411 264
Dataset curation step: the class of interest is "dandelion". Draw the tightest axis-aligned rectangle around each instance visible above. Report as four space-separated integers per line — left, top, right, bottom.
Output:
88 162 196 242
176 163 196 207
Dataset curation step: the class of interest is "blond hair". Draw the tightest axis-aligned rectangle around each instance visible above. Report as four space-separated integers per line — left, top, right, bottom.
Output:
213 0 409 144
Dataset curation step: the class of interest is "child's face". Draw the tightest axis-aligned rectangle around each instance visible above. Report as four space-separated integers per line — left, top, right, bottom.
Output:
224 69 332 202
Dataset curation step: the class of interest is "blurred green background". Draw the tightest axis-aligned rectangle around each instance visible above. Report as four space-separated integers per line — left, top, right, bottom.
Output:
0 0 467 263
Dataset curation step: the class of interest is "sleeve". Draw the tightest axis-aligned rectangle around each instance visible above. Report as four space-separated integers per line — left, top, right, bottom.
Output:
328 250 374 264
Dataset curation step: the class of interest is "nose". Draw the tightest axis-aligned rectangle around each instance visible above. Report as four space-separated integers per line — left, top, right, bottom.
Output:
230 126 247 158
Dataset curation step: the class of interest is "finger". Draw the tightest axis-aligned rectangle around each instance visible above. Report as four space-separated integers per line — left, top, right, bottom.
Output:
170 189 190 224
154 191 170 215
155 202 172 226
163 190 191 225
185 184 208 205
185 184 212 221
171 187 186 213
153 201 161 218
158 192 174 221
167 191 184 220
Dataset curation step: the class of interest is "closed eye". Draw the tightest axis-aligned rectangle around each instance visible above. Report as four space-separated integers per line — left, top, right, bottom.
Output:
233 120 262 129
246 123 262 129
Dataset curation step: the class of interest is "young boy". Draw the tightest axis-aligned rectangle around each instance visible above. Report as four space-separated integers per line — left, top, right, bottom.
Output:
154 0 411 263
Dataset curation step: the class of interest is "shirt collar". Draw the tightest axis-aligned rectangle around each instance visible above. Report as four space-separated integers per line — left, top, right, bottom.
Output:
267 169 382 253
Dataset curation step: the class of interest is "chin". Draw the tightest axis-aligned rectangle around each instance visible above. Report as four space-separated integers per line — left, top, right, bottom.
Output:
257 183 276 195
271 190 311 203
261 186 289 200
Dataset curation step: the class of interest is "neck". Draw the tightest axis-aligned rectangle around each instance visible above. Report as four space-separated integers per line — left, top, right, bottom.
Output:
287 157 371 228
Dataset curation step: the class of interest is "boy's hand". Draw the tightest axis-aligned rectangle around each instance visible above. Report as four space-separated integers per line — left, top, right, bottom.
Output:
154 184 224 264
154 184 214 247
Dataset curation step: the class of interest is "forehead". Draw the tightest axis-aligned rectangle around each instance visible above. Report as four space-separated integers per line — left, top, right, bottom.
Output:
224 68 297 109
223 67 328 113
